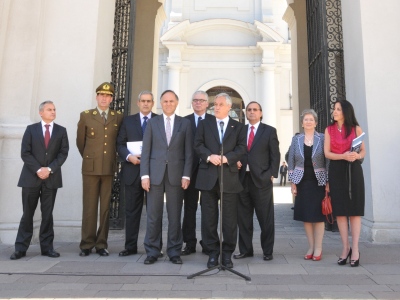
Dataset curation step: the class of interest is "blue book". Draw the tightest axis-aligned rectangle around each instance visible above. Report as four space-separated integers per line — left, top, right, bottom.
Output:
351 132 366 153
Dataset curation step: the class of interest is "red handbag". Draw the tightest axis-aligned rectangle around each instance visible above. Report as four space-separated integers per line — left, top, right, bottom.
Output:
322 191 334 224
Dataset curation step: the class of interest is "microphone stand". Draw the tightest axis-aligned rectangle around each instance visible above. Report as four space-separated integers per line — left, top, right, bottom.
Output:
188 121 251 281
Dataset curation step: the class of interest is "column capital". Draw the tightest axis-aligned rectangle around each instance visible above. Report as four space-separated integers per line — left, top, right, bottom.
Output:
261 64 276 72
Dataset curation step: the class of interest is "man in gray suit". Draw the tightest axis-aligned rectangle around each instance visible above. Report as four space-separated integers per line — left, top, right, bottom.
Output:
141 90 193 265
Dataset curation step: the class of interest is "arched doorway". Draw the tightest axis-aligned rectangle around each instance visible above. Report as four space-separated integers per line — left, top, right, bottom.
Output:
205 86 245 123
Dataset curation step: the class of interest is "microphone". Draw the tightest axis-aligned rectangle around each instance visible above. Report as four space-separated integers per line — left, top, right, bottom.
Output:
219 121 224 142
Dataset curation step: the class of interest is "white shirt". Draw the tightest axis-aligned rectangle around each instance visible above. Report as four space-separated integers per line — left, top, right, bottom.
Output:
163 113 175 134
246 122 260 171
194 113 205 127
41 120 54 137
216 116 229 142
126 112 153 161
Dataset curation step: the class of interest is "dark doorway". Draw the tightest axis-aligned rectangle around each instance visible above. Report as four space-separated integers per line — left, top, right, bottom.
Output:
206 86 245 123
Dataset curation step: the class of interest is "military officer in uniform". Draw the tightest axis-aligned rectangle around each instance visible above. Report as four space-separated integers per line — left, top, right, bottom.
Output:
76 82 123 256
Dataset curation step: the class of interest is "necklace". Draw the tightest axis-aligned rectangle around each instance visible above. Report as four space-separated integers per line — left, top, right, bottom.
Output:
337 124 342 132
305 135 313 146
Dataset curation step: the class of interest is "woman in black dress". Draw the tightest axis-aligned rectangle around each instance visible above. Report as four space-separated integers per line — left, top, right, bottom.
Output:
324 100 366 267
288 109 329 261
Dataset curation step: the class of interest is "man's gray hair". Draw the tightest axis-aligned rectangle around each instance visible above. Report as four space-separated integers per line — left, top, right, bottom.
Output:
138 90 154 101
39 100 54 112
215 92 232 106
192 90 209 101
300 108 318 124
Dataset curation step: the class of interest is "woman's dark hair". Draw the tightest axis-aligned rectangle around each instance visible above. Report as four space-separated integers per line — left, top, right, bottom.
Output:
335 100 359 138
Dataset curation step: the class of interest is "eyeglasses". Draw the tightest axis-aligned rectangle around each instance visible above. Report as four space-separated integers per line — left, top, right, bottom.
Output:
192 99 207 103
247 108 260 112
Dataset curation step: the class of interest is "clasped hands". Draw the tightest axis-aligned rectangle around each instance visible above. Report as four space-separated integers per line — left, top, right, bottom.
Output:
344 151 360 163
128 155 141 165
208 154 228 166
37 167 50 180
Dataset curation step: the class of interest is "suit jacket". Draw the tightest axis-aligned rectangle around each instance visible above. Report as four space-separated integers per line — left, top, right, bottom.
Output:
280 165 288 175
18 122 69 189
287 132 329 186
184 113 213 176
76 108 123 176
194 116 246 193
239 123 280 188
117 112 157 185
140 114 193 186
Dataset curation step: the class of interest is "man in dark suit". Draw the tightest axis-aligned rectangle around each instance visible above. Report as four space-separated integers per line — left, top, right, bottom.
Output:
234 101 280 261
194 93 246 269
10 101 69 260
116 91 156 256
76 82 123 257
140 90 192 265
182 90 212 256
280 161 288 186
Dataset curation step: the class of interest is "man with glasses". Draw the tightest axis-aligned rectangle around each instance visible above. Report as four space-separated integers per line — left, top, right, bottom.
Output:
234 101 280 261
181 91 212 256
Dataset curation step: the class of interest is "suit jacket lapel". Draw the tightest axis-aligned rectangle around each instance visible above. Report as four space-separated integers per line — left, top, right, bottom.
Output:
134 114 142 137
170 116 181 145
249 123 265 151
189 114 196 137
297 134 305 159
223 118 236 142
47 124 59 149
35 122 46 149
312 133 320 157
208 118 220 144
156 115 168 145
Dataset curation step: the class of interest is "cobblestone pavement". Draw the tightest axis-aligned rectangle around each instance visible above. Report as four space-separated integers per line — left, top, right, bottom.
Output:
0 186 399 299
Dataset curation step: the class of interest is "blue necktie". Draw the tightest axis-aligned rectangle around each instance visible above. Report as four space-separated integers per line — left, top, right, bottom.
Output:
142 116 148 136
197 116 202 127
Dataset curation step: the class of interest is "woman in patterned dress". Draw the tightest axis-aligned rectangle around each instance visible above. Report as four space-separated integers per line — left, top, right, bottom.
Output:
324 100 366 267
288 109 329 261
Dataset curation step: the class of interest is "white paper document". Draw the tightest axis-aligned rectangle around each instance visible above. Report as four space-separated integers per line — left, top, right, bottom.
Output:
127 141 143 156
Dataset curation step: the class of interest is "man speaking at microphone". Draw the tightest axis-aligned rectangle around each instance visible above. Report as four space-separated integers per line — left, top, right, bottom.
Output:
194 93 246 269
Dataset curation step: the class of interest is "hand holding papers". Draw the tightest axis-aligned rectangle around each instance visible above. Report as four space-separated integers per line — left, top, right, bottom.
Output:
127 141 142 156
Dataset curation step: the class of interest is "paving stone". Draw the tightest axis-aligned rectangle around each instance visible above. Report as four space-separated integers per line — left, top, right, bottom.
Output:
348 284 393 292
0 290 32 298
27 289 98 298
40 282 88 290
0 261 58 273
172 283 226 291
94 290 144 298
83 283 123 290
16 274 82 283
137 275 190 284
244 290 322 299
142 290 212 298
367 275 400 285
363 264 400 275
0 274 22 283
288 284 351 292
211 290 244 298
254 284 290 291
121 283 172 290
370 292 400 299
388 285 400 291
302 274 376 285
79 275 140 284
249 263 308 275
320 291 375 299
45 261 126 274
0 283 45 290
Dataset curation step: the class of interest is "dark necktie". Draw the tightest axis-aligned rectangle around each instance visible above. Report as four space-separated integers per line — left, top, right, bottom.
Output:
248 126 255 151
197 116 202 127
102 111 106 124
142 116 148 136
44 124 50 149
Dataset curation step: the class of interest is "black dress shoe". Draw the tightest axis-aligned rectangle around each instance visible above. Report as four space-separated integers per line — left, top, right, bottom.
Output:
119 249 137 256
233 253 253 259
96 249 109 256
79 249 91 257
170 256 183 264
181 246 196 256
144 256 157 265
41 249 60 258
222 258 233 268
10 251 26 260
207 256 218 268
263 254 273 261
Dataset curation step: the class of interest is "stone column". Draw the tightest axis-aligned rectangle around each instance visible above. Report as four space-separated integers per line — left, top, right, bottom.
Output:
260 64 277 127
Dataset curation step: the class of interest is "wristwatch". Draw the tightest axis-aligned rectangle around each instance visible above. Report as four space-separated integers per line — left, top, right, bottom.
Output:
47 167 52 173
206 156 210 163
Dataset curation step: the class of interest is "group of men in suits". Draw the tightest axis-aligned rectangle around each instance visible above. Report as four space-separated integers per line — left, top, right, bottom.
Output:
10 83 280 270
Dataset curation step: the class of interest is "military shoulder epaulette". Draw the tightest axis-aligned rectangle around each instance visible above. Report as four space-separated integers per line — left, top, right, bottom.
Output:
84 110 90 114
117 111 122 114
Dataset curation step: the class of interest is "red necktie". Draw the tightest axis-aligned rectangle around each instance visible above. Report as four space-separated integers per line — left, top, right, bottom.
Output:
44 124 50 149
247 126 254 151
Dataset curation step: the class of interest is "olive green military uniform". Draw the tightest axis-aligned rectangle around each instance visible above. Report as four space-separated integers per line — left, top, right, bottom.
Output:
77 107 123 251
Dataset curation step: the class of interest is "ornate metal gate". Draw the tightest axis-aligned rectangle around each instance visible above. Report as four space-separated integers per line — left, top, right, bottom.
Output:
306 0 346 132
109 0 136 229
